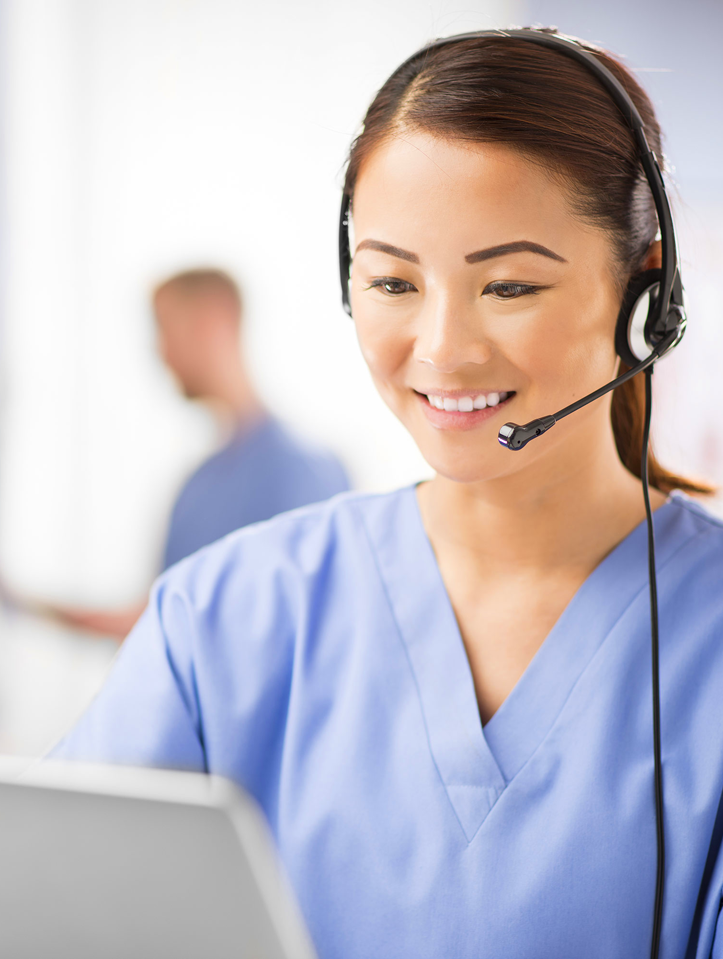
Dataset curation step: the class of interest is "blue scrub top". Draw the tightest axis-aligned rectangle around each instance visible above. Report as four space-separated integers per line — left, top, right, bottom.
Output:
162 416 349 569
54 487 723 958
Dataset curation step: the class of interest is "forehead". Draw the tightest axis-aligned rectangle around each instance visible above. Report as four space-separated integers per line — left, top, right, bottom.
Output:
351 131 597 260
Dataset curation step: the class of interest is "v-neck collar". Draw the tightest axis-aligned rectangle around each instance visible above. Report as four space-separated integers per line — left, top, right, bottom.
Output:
360 486 691 842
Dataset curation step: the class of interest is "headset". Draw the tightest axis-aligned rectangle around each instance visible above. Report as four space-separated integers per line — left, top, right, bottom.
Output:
338 28 689 959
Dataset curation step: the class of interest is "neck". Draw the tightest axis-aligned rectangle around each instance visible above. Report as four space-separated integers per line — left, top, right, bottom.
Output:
201 357 265 431
419 414 665 576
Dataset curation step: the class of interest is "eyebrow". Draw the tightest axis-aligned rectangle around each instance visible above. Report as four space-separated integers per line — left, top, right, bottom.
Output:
355 239 420 264
355 237 566 265
465 241 566 264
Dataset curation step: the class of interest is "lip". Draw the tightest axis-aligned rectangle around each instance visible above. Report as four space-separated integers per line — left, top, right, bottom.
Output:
415 390 515 432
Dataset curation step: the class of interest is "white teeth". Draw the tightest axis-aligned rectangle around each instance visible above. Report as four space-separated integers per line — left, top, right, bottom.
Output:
425 391 511 412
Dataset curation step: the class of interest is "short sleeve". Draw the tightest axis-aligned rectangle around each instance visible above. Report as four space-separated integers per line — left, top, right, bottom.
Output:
48 496 346 795
50 574 206 772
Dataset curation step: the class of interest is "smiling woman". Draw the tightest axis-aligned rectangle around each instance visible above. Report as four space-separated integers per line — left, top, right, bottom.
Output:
344 37 707 496
351 136 622 473
51 28 723 959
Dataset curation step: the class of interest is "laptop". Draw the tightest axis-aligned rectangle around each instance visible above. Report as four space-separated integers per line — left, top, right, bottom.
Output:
0 757 319 959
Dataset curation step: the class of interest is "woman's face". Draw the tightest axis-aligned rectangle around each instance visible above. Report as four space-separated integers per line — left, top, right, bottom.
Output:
350 132 624 485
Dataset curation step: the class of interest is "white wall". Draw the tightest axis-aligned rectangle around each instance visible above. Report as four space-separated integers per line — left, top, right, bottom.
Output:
0 0 517 606
0 0 517 754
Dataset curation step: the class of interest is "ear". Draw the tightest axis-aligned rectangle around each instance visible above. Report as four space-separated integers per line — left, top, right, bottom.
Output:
641 239 662 271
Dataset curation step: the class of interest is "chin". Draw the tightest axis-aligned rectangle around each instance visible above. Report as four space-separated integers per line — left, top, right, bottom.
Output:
412 431 514 485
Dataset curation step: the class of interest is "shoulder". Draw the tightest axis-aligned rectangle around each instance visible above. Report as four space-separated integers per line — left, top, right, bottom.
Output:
663 492 723 566
656 494 723 663
150 489 411 732
668 490 723 528
253 419 350 484
171 419 349 513
653 494 723 604
168 438 238 513
158 487 408 608
186 419 348 494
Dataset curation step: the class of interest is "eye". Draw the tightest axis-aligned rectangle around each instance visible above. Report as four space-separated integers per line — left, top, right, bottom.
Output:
483 281 543 299
367 277 417 296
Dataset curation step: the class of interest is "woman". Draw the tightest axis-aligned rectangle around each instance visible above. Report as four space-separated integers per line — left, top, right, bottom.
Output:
54 29 723 958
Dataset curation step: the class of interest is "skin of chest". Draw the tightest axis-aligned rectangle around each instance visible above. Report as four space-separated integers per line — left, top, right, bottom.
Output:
439 560 590 722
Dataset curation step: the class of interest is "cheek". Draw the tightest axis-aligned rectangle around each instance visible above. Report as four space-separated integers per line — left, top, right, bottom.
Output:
353 313 412 389
508 292 620 403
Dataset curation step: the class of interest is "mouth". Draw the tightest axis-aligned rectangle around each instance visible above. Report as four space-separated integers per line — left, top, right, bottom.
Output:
415 389 516 432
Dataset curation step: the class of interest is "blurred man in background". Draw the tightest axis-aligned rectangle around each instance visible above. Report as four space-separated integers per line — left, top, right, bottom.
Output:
58 268 350 639
155 269 349 567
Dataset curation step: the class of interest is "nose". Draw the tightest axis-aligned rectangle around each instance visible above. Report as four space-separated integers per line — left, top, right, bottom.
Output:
413 290 492 373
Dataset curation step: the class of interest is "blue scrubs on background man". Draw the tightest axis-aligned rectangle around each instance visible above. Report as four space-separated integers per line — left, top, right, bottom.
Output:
38 269 352 644
53 488 723 958
163 416 349 569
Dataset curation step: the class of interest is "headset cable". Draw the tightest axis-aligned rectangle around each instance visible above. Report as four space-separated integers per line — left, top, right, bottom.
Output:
642 366 665 959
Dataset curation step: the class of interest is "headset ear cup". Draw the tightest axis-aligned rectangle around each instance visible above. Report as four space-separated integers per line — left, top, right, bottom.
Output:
615 268 662 367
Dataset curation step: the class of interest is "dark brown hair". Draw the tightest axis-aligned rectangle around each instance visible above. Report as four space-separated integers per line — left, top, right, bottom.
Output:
344 30 712 495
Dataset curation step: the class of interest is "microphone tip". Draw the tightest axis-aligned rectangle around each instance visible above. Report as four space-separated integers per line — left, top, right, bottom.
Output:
497 423 525 450
498 423 518 449
498 415 556 450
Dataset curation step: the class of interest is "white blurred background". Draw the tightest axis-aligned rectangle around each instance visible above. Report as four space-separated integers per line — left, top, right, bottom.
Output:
0 0 720 755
